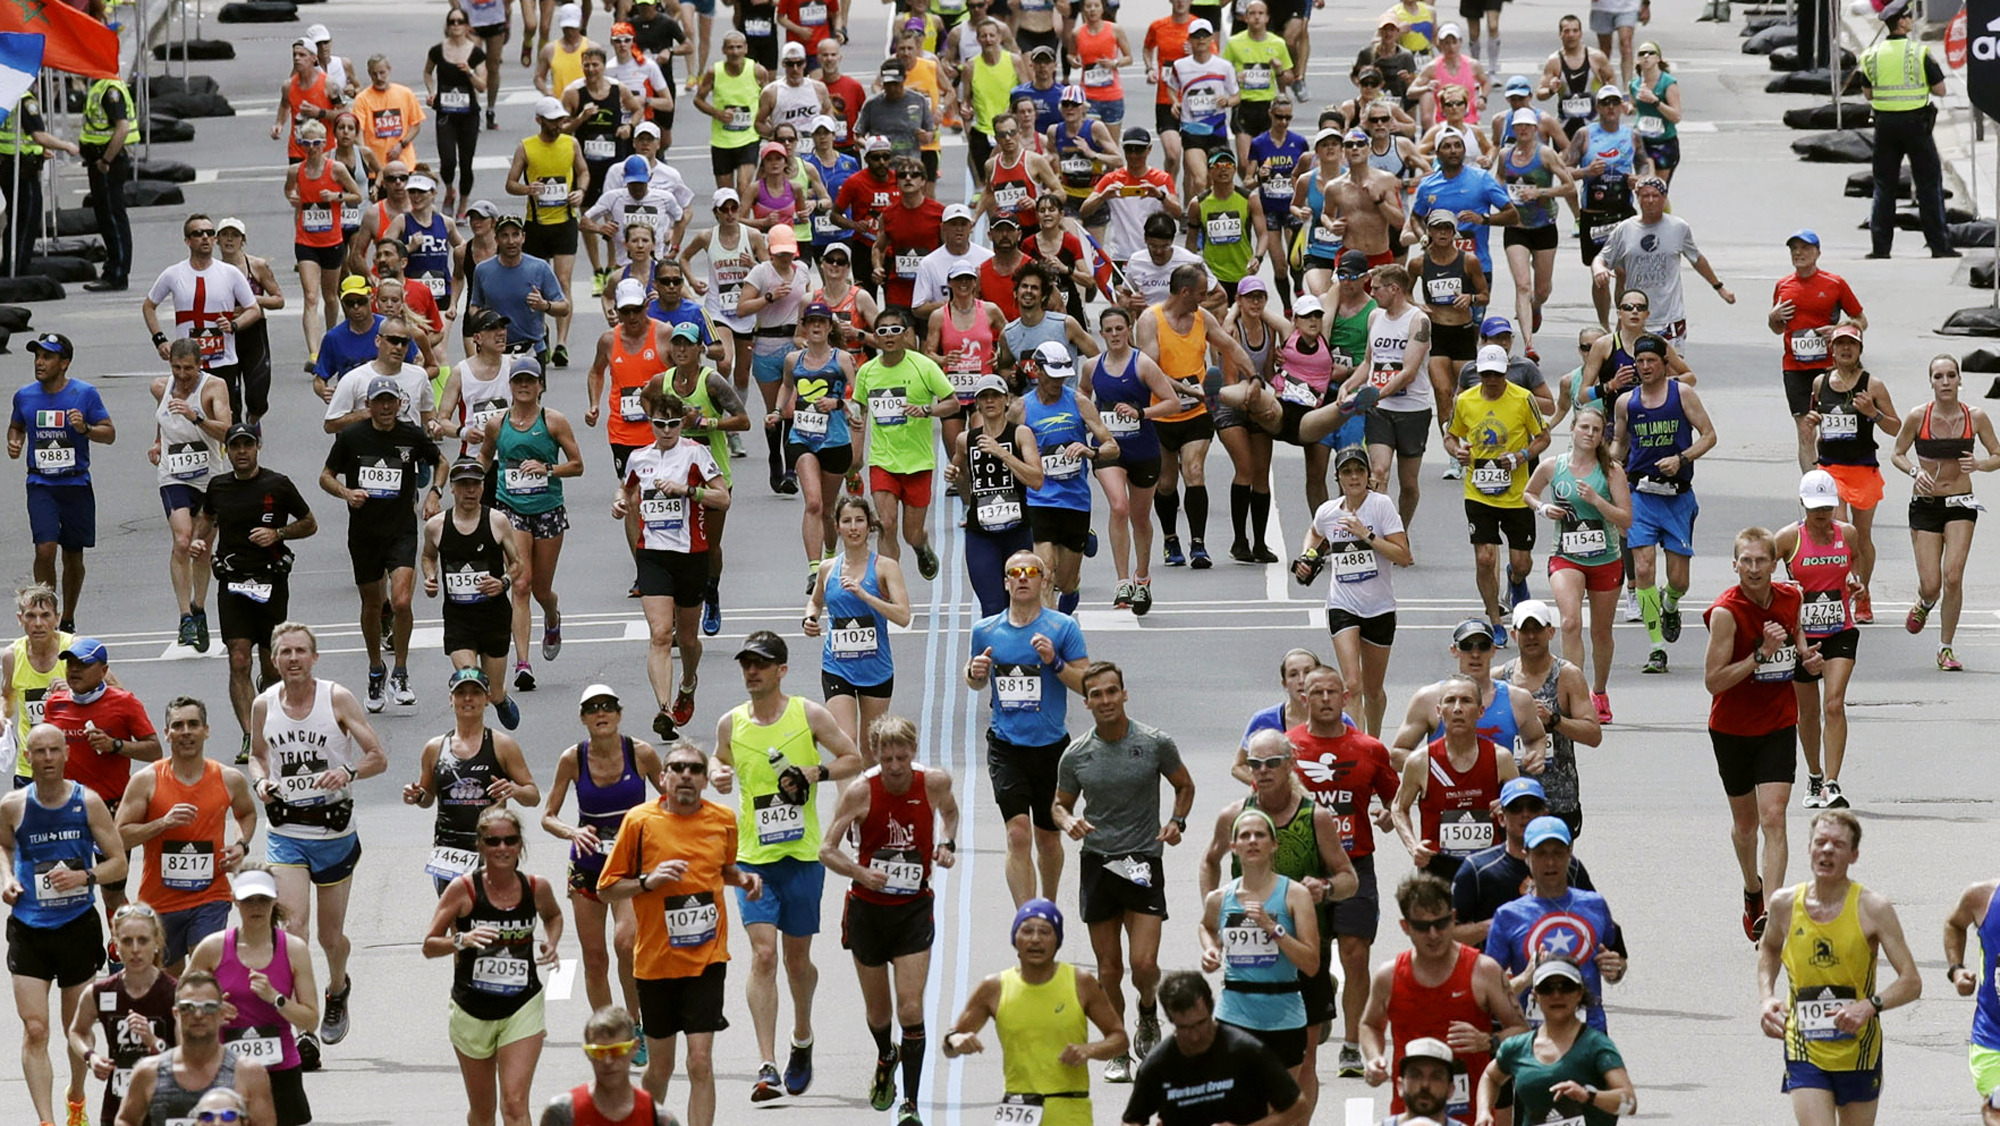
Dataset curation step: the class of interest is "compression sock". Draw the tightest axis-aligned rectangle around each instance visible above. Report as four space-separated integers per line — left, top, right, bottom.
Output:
1155 489 1180 539
1185 485 1209 542
1638 586 1664 647
766 420 785 478
900 1024 926 1100
869 1023 893 1058
1664 585 1686 612
1058 588 1080 615
1230 482 1251 545
1250 488 1272 550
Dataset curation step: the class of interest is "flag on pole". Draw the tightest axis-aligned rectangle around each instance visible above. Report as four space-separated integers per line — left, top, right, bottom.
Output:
0 0 114 80
0 33 41 126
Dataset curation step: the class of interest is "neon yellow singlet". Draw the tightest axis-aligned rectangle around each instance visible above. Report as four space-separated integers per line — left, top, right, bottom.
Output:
709 61 761 149
993 963 1092 1125
1783 880 1881 1071
8 632 71 779
521 133 578 224
730 695 823 865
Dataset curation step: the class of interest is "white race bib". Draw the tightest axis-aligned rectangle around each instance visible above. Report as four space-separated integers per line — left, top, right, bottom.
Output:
1330 543 1378 583
228 579 273 603
1084 62 1113 88
640 491 687 532
1101 409 1139 434
357 463 404 498
619 388 647 422
535 177 569 207
440 89 472 112
976 495 1022 529
302 204 334 233
31 861 87 907
503 466 549 495
1560 95 1591 119
725 105 753 131
791 408 830 440
224 1027 285 1066
1222 922 1279 968
868 390 908 425
992 665 1043 709
754 794 806 844
1278 378 1318 407
994 1098 1044 1125
1795 995 1853 1040
1435 809 1495 855
1471 458 1512 496
1635 114 1666 138
1753 643 1797 682
444 568 491 603
1817 410 1857 440
828 616 878 656
800 0 827 21
583 136 617 161
1041 450 1084 479
426 844 479 879
34 443 76 472
868 850 924 894
275 770 327 806
1240 64 1272 90
164 442 208 481
470 953 531 993
160 843 215 890
1559 524 1607 557
665 893 719 946
895 250 923 279
743 17 774 35
1801 594 1845 633
1791 330 1829 363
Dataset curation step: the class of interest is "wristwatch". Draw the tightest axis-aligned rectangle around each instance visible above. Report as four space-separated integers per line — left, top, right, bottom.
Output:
1868 992 1886 1012
1170 815 1188 831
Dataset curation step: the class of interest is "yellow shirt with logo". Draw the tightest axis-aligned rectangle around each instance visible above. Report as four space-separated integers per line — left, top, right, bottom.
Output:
1448 380 1544 508
1782 880 1881 1071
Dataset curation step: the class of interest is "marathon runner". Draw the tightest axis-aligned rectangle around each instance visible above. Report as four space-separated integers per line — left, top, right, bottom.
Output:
1564 88 1645 328
924 259 1008 443
1942 874 2000 1125
8 333 113 635
1592 176 1733 354
1346 264 1433 528
1704 526 1817 943
1756 809 1921 1126
3 722 127 1126
852 305 958 579
1223 3 1293 171
1888 355 1999 672
597 740 758 1126
1537 14 1616 141
1496 600 1599 836
1804 325 1894 625
479 362 582 691
41 639 157 922
966 551 1090 906
1070 0 1132 147
1294 129 1352 298
1778 472 1862 811
945 375 1043 617
405 668 542 893
819 714 959 1125
211 219 283 429
1228 649 1324 782
1292 445 1412 736
1522 407 1628 725
1483 815 1626 1029
585 283 671 589
1773 231 1867 474
421 459 525 728
1020 340 1118 615
650 323 748 629
1493 110 1572 357
110 971 277 1126
537 1005 679 1125
1445 342 1549 635
1323 130 1408 271
1407 23 1488 125
1165 20 1238 201
1447 776 1597 948
1389 674 1519 882
802 495 913 765
912 206 995 325
1082 308 1176 615
1120 971 1304 1126
735 225 814 497
67 904 176 1126
1360 874 1527 1124
186 863 319 1126
708 630 859 1103
1137 265 1248 571
1412 209 1488 474
1610 335 1715 674
1389 620 1546 774
694 33 769 200
504 97 590 367
678 188 767 421
1197 807 1320 1078
1052 662 1194 1082
942 898 1128 1126
248 621 384 1060
776 305 863 559
1477 955 1636 1125
1078 129 1182 273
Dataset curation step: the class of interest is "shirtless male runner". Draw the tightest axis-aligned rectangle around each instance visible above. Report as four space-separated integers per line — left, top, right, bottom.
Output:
1321 131 1406 269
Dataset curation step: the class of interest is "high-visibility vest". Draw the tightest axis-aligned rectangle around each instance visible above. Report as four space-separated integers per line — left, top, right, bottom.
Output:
0 94 42 157
1862 37 1930 114
80 78 139 147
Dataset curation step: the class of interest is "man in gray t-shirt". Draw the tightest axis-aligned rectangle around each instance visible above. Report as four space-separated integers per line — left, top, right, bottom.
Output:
1052 661 1197 1083
1591 177 1735 346
855 62 936 161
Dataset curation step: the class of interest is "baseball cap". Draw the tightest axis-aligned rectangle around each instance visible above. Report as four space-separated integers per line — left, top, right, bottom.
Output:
971 374 1010 396
1237 275 1268 297
1499 776 1547 809
1436 20 1463 38
736 630 789 663
495 213 527 229
509 357 545 380
465 309 510 334
1378 13 1400 26
365 376 403 401
864 135 892 153
1032 340 1077 379
1060 84 1087 104
809 115 837 134
338 275 372 298
712 187 742 208
231 868 280 901
224 423 259 445
879 60 906 81
1476 344 1510 374
1187 16 1214 35
557 3 583 27
1505 75 1533 96
1829 323 1863 346
621 154 652 183
1451 618 1495 645
803 301 834 321
1800 468 1841 509
26 332 72 359
1510 107 1538 127
406 173 435 193
781 40 807 59
614 278 648 308
448 457 487 482
821 242 852 261
447 666 491 693
465 199 499 219
942 203 975 223
1028 43 1058 59
579 683 621 707
768 226 799 255
1123 127 1154 148
669 321 702 343
990 211 1021 229
1524 815 1572 849
1345 127 1369 144
535 95 567 120
1511 598 1556 628
1400 1038 1456 1074
1207 148 1236 166
1293 293 1324 316
59 638 108 665
1787 228 1820 247
1312 126 1343 147
1532 958 1585 987
1596 85 1623 102
948 259 979 279
1334 444 1370 470
1480 315 1514 337
1335 249 1372 279
633 120 662 140
217 217 246 236
305 22 330 41
759 140 791 162
1425 210 1458 228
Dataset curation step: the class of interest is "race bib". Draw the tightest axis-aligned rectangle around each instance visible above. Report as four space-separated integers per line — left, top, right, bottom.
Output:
34 441 76 473
1241 63 1272 90
1801 593 1845 633
1454 234 1478 255
1222 918 1279 969
868 848 924 894
1185 90 1218 120
743 16 774 35
800 0 827 21
1635 114 1666 138
302 204 334 233
976 494 1023 530
1791 330 1829 363
470 952 531 994
1435 808 1494 855
665 892 719 946
468 400 507 434
993 183 1028 211
1470 458 1512 496
274 768 328 806
1560 95 1591 119
725 105 753 131
868 389 908 425
1312 221 1340 247
791 408 830 440
1204 211 1243 245
1633 475 1679 496
1795 993 1855 1040
1061 153 1093 177
224 1026 285 1066
1278 378 1318 407
440 89 472 112
619 388 647 422
1426 276 1461 303
813 210 841 237
828 615 878 656
535 177 569 207
1105 854 1153 887
31 860 87 907
1754 643 1798 682
1084 62 1113 88
1507 181 1535 204
357 462 404 498
372 108 403 138
503 465 549 495
994 1096 1044 1125
425 844 479 879
1041 449 1083 479
110 1069 132 1099
1100 409 1139 434
1559 522 1607 557
992 663 1042 709
160 841 216 890
1948 493 1985 510
164 441 208 481
640 489 686 533
1587 219 1621 245
583 135 618 162
423 274 449 298
1817 409 1856 440
444 568 491 604
1330 543 1378 583
896 250 923 279
753 792 806 844
228 579 273 604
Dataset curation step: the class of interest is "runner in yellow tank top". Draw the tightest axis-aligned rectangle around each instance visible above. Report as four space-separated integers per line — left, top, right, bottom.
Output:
3 587 71 779
540 12 595 98
1755 809 1921 1120
1133 269 1252 570
944 899 1127 1126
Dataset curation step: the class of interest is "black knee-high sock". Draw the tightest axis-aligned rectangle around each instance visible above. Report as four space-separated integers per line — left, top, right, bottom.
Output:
900 1024 926 1101
869 1023 893 1059
1155 488 1180 538
1230 482 1251 545
1185 485 1209 542
765 420 785 478
1250 488 1272 549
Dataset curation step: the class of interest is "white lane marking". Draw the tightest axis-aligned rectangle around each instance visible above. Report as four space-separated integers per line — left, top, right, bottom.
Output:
623 618 650 641
545 958 577 1001
1345 1095 1376 1126
1265 476 1289 603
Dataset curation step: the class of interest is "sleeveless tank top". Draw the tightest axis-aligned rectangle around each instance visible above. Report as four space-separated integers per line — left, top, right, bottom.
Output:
1782 880 1878 1070
609 323 666 448
1500 657 1579 822
439 506 508 607
771 79 822 140
1196 190 1253 283
1053 120 1101 199
994 964 1092 1108
788 348 851 451
1215 875 1305 1032
1428 683 1521 758
1429 55 1481 121
217 926 301 1072
967 421 1027 534
1370 305 1432 411
704 225 756 324
293 159 345 248
522 132 579 224
91 969 178 1121
154 374 223 489
1813 370 1878 467
730 696 823 865
150 1047 239 1126
1415 737 1502 861
1276 330 1333 402
458 359 512 449
452 869 545 1019
1091 350 1159 462
752 173 801 240
12 780 95 928
1024 384 1092 512
258 678 358 841
570 1083 660 1126
1498 143 1555 229
1075 22 1124 101
397 210 455 302
8 632 68 777
1914 401 1976 463
1387 945 1489 1115
822 553 893 686
495 408 565 514
812 285 867 362
1418 248 1469 310
575 82 624 165
550 38 591 98
429 728 503 870
989 151 1039 214
1550 453 1620 565
669 365 735 485
283 70 334 160
969 54 1015 134
1788 521 1854 637
708 61 761 147
851 762 935 906
1304 172 1341 261
1624 379 1693 493
1368 138 1409 182
142 761 232 913
1556 52 1595 127
571 736 645 868
1972 888 2000 1050
1151 305 1209 422
939 303 997 401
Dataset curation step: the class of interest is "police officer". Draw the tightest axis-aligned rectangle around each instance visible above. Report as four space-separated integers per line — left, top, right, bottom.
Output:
0 92 76 278
79 72 138 291
1859 0 1957 261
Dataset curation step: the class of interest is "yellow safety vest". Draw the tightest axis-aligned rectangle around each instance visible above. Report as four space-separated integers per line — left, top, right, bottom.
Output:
0 94 43 158
80 78 139 147
1862 37 1929 114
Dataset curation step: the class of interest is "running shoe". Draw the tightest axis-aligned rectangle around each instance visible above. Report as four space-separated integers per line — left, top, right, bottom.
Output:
846 468 864 495
1660 602 1682 643
1642 648 1669 675
1252 544 1280 564
1084 529 1098 557
296 1032 322 1072
1230 540 1255 564
1744 891 1767 943
321 980 352 1044
551 344 570 368
1337 1044 1364 1078
1623 588 1642 622
191 606 210 653
514 661 536 691
1939 645 1965 672
897 1100 923 1126
915 542 940 581
632 1032 648 1069
629 580 642 599
486 109 498 131
751 1062 784 1103
1823 779 1850 809
1492 621 1509 649
1134 1011 1161 1060
778 473 800 495
1131 579 1154 617
1441 462 1462 481
390 669 416 706
806 564 819 597
1508 575 1530 611
702 589 722 636
1189 541 1212 569
1853 589 1873 625
1162 535 1186 567
177 613 196 649
1907 601 1933 634
1103 1054 1132 1083
727 432 747 458
1112 581 1135 610
591 270 609 297
1802 775 1825 809
58 617 74 634
541 611 562 660
652 708 678 742
67 1096 86 1126
495 694 521 730
1592 691 1612 725
671 679 698 726
365 666 387 713
784 1039 814 1096
235 733 251 766
870 1048 899 1111
105 939 121 967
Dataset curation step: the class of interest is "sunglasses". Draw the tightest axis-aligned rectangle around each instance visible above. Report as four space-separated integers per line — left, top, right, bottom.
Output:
1637 49 1657 56
187 229 216 238
995 129 1018 138
1533 977 1582 995
176 1000 223 1015
1005 565 1044 578
482 833 523 847
1360 77 1382 86
651 416 684 428
1617 303 1648 313
448 16 469 22
613 35 635 42
581 700 620 714
1244 755 1290 770
300 138 325 146
197 1112 245 1125
380 335 411 347
1405 915 1454 933
785 58 806 65
1271 113 1292 121
665 761 708 773
656 275 685 285
1456 639 1494 653
583 1038 640 1059
341 296 371 305
716 201 740 211
382 174 410 183
875 324 908 336
1442 100 1467 108
1343 141 1367 148
896 172 924 181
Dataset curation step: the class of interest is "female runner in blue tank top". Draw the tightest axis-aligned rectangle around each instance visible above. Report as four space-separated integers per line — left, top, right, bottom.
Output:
1081 306 1180 617
537 685 666 1059
804 495 913 768
776 304 860 581
1198 807 1320 1072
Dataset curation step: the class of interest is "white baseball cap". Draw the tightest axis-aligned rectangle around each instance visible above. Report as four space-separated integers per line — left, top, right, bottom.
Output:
782 40 807 59
1293 294 1324 316
1437 20 1464 39
558 3 583 27
305 22 330 42
534 95 567 120
579 683 621 707
1800 469 1840 509
942 203 975 223
614 278 649 308
1476 344 1510 373
1511 599 1556 629
1510 107 1539 128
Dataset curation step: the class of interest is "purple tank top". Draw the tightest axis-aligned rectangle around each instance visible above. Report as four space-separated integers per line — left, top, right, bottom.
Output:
216 926 300 1071
572 736 647 864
